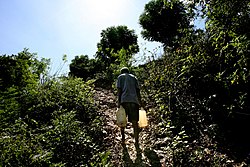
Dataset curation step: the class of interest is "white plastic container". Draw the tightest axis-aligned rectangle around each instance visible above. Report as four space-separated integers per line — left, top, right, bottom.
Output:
116 106 127 127
138 108 148 128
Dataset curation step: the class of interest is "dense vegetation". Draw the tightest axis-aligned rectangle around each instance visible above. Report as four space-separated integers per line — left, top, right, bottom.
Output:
0 50 108 166
137 0 249 165
1 0 249 166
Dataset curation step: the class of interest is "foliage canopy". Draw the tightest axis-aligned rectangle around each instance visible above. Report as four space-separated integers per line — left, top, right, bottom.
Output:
139 0 190 48
136 0 249 165
96 25 139 64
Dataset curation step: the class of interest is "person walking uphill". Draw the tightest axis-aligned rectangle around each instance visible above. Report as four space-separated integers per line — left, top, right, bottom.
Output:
116 67 142 149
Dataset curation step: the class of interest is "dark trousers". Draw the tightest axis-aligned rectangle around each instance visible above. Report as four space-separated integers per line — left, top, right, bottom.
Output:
121 102 140 147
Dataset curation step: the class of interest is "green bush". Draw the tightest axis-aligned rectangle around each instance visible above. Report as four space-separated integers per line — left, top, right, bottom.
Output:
136 24 249 165
1 75 107 166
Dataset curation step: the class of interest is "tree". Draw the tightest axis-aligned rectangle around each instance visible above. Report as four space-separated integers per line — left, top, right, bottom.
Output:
138 0 250 163
201 0 250 149
96 25 139 64
139 0 190 48
205 0 250 37
0 48 49 91
69 55 98 80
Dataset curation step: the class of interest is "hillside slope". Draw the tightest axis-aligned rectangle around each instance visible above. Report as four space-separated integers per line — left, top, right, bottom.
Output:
94 87 168 167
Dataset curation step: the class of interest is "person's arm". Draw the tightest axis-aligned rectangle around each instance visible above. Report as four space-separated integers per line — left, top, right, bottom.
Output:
136 88 142 107
117 88 122 108
135 77 142 107
116 76 122 108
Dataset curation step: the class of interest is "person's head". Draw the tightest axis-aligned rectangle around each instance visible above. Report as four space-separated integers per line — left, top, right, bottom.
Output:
120 67 129 74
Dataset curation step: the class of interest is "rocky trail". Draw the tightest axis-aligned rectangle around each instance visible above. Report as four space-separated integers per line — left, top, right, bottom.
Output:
94 87 168 167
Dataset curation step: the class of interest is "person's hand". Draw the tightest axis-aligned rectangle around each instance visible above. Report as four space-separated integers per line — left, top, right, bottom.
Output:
140 101 146 109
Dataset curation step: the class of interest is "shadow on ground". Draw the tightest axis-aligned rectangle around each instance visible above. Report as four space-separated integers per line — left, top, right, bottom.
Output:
144 148 162 167
122 144 161 167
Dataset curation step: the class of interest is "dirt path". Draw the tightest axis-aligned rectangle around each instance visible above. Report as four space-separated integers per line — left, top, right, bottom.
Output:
94 87 166 167
93 87 250 167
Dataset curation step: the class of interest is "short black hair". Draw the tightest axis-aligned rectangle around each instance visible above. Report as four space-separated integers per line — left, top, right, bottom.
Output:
120 67 129 74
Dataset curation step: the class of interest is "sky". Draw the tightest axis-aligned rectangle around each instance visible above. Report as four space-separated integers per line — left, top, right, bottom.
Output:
0 0 204 75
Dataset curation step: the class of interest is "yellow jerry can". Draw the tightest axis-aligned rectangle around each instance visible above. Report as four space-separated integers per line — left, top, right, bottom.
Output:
138 108 148 128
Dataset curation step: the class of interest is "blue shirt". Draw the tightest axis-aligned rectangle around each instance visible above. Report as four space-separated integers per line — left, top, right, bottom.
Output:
117 73 140 105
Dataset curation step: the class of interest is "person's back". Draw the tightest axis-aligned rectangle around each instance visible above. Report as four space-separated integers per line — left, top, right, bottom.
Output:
117 73 139 105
